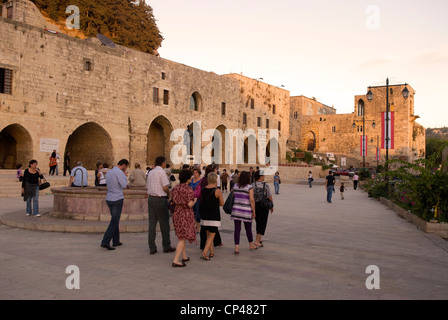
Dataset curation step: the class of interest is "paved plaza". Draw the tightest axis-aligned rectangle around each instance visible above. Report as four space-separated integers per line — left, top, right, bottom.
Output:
1 177 448 300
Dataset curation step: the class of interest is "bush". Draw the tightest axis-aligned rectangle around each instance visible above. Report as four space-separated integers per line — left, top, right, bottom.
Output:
359 169 372 181
364 144 448 222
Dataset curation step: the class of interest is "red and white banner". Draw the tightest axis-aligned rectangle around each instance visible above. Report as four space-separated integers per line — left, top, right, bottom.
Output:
381 111 395 149
360 135 368 156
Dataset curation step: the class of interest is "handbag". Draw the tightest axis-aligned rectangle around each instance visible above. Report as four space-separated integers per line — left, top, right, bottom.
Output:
223 191 234 214
39 176 50 191
39 181 50 190
168 199 176 214
193 182 202 199
261 183 273 210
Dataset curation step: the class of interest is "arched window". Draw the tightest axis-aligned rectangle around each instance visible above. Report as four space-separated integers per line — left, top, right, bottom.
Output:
357 99 365 116
190 92 202 111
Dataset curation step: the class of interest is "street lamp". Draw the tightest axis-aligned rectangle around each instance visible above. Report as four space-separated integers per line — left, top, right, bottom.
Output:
366 89 373 102
402 85 409 99
366 79 410 168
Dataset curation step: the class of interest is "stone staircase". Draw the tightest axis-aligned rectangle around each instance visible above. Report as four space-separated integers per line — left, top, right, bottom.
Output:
0 169 95 198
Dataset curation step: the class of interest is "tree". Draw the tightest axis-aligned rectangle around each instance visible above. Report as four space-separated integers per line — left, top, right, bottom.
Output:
31 0 163 54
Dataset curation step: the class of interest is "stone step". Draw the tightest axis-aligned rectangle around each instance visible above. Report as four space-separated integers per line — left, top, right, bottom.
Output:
0 169 96 198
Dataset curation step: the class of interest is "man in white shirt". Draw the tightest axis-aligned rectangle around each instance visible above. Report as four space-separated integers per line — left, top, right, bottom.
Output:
101 159 129 250
70 162 88 187
146 156 175 254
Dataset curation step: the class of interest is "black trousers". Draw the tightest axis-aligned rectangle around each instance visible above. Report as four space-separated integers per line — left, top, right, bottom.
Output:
255 202 269 235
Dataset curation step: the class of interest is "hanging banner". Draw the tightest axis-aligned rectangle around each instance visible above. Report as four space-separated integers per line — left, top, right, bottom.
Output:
360 135 368 157
381 112 395 149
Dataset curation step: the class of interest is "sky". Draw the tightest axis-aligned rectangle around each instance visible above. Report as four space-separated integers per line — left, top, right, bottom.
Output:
148 0 448 128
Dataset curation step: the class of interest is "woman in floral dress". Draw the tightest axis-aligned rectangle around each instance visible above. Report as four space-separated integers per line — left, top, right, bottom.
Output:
171 169 197 267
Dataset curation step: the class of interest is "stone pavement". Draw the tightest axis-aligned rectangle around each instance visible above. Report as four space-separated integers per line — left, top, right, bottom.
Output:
1 178 448 300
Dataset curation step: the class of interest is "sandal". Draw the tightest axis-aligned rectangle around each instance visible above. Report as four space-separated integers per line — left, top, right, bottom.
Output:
181 257 190 262
200 254 210 261
172 262 186 268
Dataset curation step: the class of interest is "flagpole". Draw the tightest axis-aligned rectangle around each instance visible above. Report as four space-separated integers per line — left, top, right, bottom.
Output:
363 112 366 171
385 78 389 170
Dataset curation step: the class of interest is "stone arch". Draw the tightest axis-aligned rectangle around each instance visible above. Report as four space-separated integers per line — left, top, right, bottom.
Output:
147 115 173 166
212 125 227 166
65 122 114 170
0 123 33 169
305 131 316 152
189 91 203 112
243 134 257 164
264 137 279 166
358 99 365 117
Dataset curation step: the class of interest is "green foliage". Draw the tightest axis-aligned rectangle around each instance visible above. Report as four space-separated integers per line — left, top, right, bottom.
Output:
359 169 371 181
31 0 163 54
426 137 448 164
364 144 448 222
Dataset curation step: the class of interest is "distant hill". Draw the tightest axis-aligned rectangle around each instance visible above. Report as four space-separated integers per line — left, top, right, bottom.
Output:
427 127 448 140
30 0 163 55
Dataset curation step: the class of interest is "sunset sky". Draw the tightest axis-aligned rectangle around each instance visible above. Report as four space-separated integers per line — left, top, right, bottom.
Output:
149 0 448 128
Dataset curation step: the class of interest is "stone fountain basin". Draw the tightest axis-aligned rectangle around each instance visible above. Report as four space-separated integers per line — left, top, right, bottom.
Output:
51 187 148 221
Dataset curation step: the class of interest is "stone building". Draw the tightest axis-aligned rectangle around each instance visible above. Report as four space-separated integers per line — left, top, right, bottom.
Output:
290 84 426 168
0 0 425 172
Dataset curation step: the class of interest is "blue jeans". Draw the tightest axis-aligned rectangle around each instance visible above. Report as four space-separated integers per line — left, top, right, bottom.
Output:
274 182 280 194
101 199 124 246
26 187 39 215
326 186 334 203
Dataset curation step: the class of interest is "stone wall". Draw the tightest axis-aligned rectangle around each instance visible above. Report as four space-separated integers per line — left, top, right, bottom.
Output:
0 0 426 173
294 84 426 168
0 13 261 170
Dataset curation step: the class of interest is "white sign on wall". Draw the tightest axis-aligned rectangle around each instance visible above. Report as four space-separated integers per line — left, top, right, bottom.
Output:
40 138 60 153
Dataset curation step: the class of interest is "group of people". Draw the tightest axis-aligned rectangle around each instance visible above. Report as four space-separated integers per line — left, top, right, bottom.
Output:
19 154 360 267
97 156 276 269
168 162 275 267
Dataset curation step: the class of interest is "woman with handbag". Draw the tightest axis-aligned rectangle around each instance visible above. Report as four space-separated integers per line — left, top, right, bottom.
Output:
252 171 274 248
21 160 44 217
231 171 257 254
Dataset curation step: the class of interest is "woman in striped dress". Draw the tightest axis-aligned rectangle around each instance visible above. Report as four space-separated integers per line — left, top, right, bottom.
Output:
230 171 257 254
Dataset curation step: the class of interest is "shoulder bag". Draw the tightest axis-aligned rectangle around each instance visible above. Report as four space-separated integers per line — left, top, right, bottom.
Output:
261 182 273 210
223 191 234 214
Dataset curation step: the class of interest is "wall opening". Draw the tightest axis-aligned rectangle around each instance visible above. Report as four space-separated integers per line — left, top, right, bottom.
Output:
147 116 173 166
65 122 114 170
0 123 33 169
